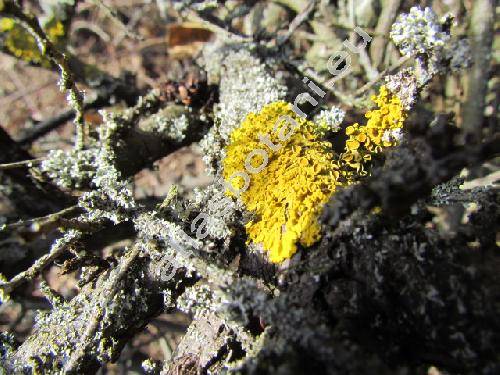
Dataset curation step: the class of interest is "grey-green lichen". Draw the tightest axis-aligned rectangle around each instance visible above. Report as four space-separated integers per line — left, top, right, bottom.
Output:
38 108 136 224
138 104 196 142
199 46 286 174
177 282 216 318
39 148 98 189
77 144 135 224
142 112 190 142
134 211 203 279
189 182 242 241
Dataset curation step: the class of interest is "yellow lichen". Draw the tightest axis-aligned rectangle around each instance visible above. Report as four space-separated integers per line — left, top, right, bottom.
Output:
222 86 407 263
0 17 66 66
223 102 340 263
339 85 407 183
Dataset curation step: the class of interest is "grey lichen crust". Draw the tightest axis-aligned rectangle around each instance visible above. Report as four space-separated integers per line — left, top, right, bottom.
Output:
189 182 243 241
40 148 98 190
199 45 286 175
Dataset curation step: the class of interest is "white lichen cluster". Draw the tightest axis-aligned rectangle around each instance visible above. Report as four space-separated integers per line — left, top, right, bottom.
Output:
144 112 190 142
390 6 471 84
78 147 135 224
40 148 98 189
177 283 216 317
381 128 403 144
391 7 450 57
314 106 346 133
189 182 242 240
134 211 202 252
385 68 419 110
199 47 286 174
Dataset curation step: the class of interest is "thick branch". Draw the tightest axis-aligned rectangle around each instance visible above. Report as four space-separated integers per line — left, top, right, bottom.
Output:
3 249 199 373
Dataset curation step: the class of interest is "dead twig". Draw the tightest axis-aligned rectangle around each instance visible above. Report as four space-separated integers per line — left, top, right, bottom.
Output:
1 205 80 232
0 230 83 294
461 0 495 142
0 158 44 170
275 0 319 47
91 0 143 41
186 8 250 41
1 1 86 149
369 0 402 69
353 55 411 97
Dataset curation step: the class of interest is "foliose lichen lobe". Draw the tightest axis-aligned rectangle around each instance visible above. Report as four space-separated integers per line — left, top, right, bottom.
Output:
223 101 340 263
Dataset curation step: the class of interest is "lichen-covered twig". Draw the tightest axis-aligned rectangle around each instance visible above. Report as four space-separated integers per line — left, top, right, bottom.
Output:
63 244 141 373
0 158 43 170
1 1 86 149
322 122 500 227
1 204 80 233
0 229 82 294
2 237 200 373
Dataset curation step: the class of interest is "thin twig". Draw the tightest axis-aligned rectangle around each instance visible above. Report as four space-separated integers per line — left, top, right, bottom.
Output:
369 0 402 69
0 77 55 107
0 230 83 294
357 46 379 81
461 0 495 142
353 55 411 97
186 9 250 41
1 1 86 149
18 94 114 146
275 0 319 47
91 0 143 41
283 60 355 106
2 205 80 232
0 158 44 170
